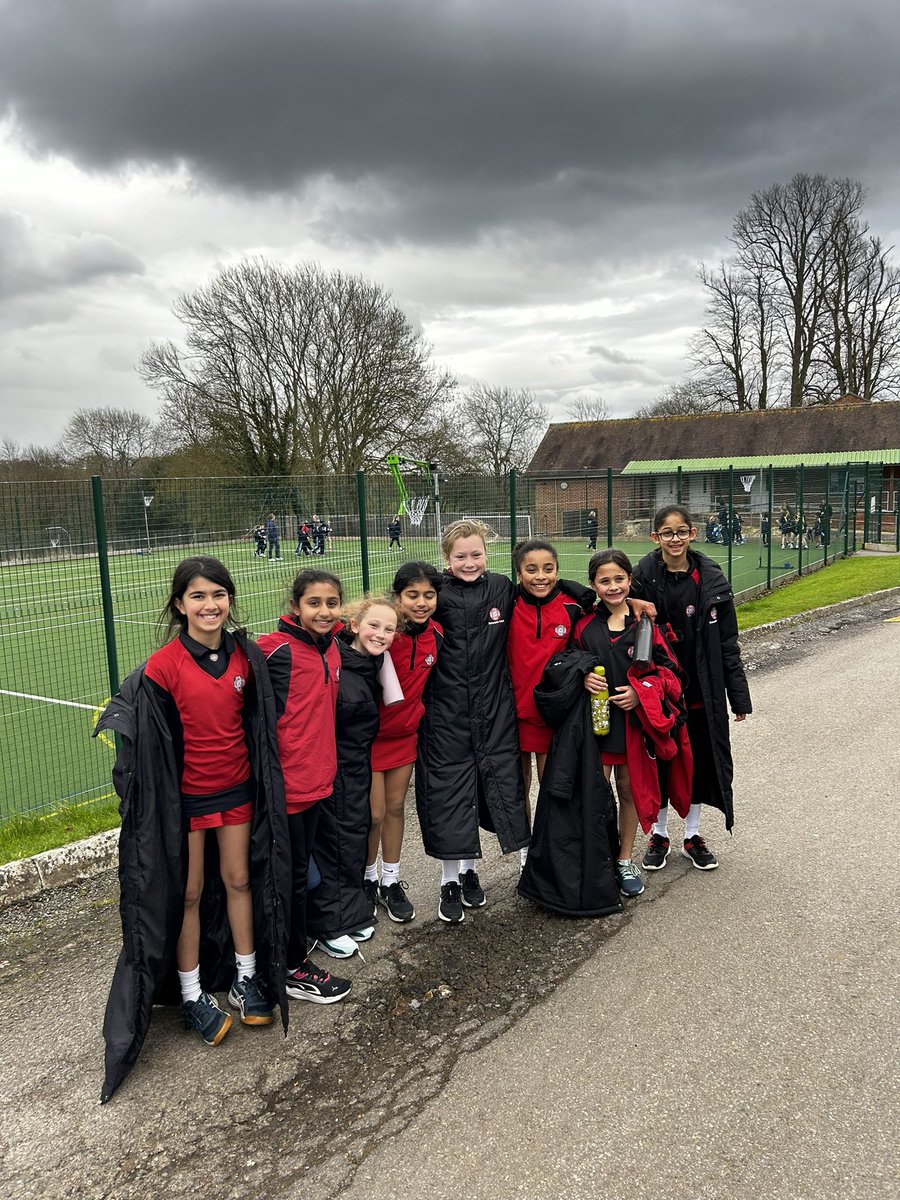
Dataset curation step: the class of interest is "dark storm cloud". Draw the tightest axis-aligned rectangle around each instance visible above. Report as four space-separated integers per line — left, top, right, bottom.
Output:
2 0 899 244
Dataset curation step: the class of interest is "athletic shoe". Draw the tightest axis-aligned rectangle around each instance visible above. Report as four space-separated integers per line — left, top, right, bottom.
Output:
378 880 415 923
439 881 465 923
362 878 379 919
682 835 719 870
182 991 232 1045
349 925 375 942
642 833 671 871
317 933 358 959
616 860 645 897
459 869 486 908
228 972 275 1026
285 960 351 1004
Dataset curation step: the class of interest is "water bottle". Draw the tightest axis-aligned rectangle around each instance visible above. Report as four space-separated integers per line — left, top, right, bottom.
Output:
633 614 654 665
590 665 610 736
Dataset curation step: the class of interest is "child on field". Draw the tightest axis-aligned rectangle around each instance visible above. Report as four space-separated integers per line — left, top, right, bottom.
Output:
256 569 352 1004
632 505 752 871
415 520 531 922
307 595 401 957
366 562 443 923
507 539 593 865
96 556 290 1103
387 515 404 551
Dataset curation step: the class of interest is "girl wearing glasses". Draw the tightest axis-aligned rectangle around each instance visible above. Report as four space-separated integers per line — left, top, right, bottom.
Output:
631 506 751 872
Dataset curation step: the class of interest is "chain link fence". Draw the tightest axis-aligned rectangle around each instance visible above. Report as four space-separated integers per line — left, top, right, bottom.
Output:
0 461 891 822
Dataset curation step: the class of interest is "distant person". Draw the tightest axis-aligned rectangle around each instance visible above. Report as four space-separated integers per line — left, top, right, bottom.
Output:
252 525 267 557
760 515 770 547
295 520 312 557
311 515 328 556
266 513 281 561
387 515 403 552
586 509 598 550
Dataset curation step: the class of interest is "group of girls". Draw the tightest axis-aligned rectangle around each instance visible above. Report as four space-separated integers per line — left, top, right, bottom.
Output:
98 506 750 1102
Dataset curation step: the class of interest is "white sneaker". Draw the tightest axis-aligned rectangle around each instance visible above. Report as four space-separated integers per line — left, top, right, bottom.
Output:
317 934 358 959
349 925 375 942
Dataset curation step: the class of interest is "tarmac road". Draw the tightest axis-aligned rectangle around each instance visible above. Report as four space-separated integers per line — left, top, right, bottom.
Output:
1 592 897 1200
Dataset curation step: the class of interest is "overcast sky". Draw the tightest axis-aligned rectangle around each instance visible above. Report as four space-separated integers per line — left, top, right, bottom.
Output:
2 0 899 448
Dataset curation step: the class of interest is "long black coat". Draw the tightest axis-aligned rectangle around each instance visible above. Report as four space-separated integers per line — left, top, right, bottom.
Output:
518 649 622 917
631 549 752 829
94 634 291 1104
416 570 529 859
307 635 381 938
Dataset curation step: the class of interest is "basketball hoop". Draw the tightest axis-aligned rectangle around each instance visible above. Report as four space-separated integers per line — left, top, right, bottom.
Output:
405 496 429 527
739 475 756 494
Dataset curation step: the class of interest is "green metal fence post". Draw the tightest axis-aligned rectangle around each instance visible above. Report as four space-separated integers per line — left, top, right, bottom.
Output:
727 466 734 583
797 463 805 578
844 463 851 555
824 464 830 561
508 470 518 578
766 463 773 589
356 471 370 594
92 475 120 697
14 495 24 558
606 467 613 548
676 465 682 506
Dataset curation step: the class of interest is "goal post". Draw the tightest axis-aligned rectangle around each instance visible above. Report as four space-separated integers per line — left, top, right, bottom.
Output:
464 513 534 542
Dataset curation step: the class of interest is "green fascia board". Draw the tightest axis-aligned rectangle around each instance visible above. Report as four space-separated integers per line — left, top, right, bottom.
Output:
620 450 898 475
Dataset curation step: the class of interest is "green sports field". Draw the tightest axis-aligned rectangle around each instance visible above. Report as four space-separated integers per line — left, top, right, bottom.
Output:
0 532 818 822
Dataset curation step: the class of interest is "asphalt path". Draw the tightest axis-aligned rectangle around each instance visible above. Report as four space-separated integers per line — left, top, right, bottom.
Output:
1 592 897 1200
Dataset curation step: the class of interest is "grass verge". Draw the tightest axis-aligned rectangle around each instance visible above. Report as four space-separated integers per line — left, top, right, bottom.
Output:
0 798 120 867
737 554 899 630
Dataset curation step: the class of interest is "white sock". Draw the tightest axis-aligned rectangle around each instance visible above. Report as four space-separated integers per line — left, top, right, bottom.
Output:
235 951 256 981
458 858 476 875
653 807 670 838
685 803 702 840
441 859 458 885
520 846 529 867
364 862 379 883
381 860 400 887
617 857 633 866
178 965 202 1003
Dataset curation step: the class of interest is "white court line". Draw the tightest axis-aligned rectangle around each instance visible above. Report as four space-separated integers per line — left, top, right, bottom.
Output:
0 688 96 711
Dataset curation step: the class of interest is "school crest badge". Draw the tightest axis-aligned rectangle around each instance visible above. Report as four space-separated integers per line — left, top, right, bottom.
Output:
233 675 246 692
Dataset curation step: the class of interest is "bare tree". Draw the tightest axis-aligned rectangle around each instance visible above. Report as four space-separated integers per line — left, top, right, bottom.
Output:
634 381 716 419
61 406 157 475
691 262 780 410
565 392 608 422
460 384 548 477
732 174 866 407
141 259 454 476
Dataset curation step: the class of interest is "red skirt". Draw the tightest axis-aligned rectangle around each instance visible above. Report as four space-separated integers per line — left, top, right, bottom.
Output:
601 751 627 767
371 733 417 773
518 719 553 754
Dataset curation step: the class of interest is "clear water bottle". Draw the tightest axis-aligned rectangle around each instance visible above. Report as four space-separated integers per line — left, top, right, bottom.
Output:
591 665 610 736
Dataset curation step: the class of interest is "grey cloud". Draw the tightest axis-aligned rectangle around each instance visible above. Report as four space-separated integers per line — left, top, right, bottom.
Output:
589 345 643 366
1 0 898 247
0 211 145 305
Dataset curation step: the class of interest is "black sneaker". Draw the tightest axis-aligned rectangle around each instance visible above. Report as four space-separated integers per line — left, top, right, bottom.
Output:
642 833 671 871
378 880 415 923
438 881 465 923
459 869 486 908
362 878 379 919
228 972 275 1026
682 835 719 870
182 991 232 1045
285 960 351 1004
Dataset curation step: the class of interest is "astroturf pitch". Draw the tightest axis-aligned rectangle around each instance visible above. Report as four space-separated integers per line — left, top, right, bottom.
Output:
0 533 813 820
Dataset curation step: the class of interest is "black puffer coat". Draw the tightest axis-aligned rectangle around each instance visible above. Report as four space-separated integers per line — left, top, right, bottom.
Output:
631 548 752 829
416 570 529 859
94 634 291 1104
307 634 381 938
517 649 622 917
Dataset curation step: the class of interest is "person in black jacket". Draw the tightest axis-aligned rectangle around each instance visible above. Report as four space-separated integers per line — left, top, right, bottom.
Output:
387 515 403 551
632 506 751 873
94 556 291 1103
416 519 531 922
586 509 599 550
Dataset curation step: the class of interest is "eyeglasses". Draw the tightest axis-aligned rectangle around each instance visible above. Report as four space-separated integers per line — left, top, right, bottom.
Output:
657 528 692 541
